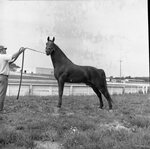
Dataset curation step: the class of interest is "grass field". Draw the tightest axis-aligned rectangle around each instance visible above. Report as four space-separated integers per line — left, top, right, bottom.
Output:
0 94 150 149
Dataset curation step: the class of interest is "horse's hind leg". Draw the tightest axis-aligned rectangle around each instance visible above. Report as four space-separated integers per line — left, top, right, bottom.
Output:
100 87 112 110
91 86 103 109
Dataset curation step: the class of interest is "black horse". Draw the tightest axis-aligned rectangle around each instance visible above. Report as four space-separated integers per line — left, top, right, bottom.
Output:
45 37 112 110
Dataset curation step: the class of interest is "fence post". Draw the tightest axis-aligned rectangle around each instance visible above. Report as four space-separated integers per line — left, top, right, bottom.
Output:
142 86 145 94
146 86 148 94
70 85 73 96
122 85 125 94
87 86 90 95
29 84 33 95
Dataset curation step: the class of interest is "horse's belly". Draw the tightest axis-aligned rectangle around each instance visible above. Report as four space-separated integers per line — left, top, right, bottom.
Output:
66 77 84 83
66 72 86 83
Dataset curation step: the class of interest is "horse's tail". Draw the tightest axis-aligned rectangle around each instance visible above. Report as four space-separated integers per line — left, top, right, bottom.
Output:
98 69 113 103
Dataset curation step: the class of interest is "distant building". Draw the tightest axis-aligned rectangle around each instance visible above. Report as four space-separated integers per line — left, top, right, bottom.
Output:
125 79 145 83
36 67 54 75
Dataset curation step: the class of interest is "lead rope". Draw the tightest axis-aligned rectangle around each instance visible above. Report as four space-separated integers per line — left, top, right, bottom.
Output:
25 47 46 54
16 48 45 99
16 51 25 100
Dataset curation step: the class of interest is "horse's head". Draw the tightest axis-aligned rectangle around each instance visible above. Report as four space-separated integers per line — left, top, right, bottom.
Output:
45 36 55 55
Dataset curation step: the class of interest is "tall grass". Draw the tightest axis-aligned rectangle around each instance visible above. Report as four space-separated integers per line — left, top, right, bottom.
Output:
1 94 150 149
0 128 35 149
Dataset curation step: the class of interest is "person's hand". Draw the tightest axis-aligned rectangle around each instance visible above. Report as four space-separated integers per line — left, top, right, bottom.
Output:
19 47 26 53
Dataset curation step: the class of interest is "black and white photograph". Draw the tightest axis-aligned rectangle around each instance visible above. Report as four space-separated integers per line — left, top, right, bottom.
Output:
0 0 149 148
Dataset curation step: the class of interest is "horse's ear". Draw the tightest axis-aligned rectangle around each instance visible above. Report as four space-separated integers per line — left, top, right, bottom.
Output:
47 36 50 41
52 37 55 42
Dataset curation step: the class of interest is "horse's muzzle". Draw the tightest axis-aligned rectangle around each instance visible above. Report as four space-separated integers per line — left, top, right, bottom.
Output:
46 51 49 55
45 49 50 55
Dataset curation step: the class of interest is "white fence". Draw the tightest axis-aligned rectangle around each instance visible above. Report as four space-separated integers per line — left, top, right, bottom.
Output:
6 82 149 96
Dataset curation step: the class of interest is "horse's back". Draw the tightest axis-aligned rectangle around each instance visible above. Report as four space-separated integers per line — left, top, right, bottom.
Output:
83 66 105 78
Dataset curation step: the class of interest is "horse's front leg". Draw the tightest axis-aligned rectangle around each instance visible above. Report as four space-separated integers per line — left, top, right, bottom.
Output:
57 77 65 108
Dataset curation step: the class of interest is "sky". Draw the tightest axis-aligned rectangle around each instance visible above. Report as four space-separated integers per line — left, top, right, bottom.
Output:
0 0 148 77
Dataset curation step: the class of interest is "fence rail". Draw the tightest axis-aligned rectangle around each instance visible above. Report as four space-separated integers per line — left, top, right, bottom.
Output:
6 82 150 96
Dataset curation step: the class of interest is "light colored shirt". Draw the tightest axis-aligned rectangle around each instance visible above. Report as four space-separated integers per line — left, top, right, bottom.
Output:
0 54 12 76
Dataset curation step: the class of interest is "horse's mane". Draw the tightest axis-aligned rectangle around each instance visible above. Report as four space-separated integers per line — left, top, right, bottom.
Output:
53 43 73 63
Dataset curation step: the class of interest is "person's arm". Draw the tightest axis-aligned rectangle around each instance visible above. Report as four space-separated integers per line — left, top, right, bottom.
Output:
9 47 25 64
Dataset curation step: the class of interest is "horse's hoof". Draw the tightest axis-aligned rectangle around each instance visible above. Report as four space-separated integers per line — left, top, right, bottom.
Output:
99 106 103 109
57 105 61 108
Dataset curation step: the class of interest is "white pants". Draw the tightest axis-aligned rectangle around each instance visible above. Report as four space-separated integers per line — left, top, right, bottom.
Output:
0 75 8 111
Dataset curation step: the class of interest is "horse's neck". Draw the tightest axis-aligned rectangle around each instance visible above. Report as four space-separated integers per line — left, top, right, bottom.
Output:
51 45 72 68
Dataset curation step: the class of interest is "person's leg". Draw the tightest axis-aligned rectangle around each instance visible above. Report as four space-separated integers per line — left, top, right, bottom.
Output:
0 76 8 111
